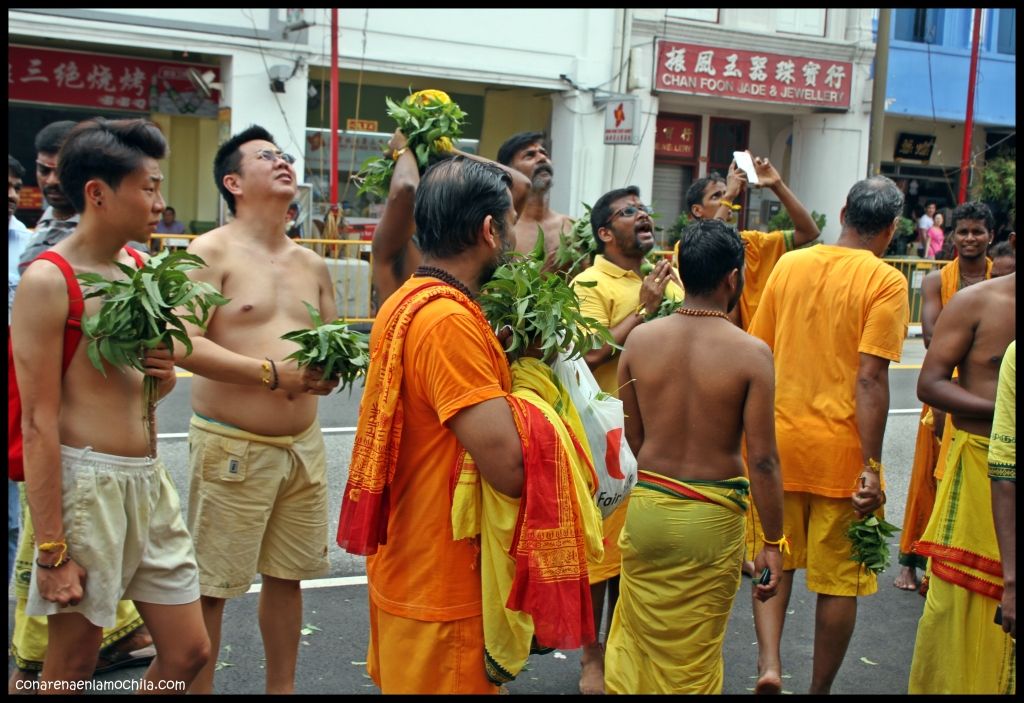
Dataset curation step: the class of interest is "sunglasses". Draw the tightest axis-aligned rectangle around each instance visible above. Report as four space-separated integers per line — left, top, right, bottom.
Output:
253 148 296 165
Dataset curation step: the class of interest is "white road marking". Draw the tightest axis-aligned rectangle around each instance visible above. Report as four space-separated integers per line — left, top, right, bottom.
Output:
247 574 367 594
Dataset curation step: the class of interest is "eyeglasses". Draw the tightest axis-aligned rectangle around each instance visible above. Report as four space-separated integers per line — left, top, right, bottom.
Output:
611 204 653 220
253 148 296 165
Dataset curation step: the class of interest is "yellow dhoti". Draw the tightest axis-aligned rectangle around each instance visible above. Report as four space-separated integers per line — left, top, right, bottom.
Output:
909 430 1016 694
604 471 749 694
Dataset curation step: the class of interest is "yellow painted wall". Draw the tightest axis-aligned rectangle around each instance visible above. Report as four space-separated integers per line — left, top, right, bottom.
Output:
479 88 552 160
150 113 219 230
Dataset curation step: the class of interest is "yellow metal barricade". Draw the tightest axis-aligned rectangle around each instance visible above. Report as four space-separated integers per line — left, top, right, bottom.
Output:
882 257 949 326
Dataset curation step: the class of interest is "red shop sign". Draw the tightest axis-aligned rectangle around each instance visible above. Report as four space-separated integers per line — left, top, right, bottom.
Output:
654 39 852 110
655 116 698 161
8 44 220 117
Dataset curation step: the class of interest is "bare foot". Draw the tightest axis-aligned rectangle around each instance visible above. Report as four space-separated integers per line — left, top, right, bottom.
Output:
579 643 605 695
755 668 782 695
893 566 918 591
8 668 38 695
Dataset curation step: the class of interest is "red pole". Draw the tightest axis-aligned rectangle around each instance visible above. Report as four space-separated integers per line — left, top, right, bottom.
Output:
329 8 339 211
958 8 983 204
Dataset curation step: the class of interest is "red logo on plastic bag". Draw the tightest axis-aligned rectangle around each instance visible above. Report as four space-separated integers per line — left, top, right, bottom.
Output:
605 428 625 479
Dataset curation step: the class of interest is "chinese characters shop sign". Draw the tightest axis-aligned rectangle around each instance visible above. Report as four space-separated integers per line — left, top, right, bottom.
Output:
654 40 852 111
9 45 220 117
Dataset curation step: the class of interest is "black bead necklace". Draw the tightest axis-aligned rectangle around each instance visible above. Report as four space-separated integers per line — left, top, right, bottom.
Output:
414 266 474 300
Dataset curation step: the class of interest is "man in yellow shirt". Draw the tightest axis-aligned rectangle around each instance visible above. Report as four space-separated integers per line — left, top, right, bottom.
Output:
569 185 683 694
989 341 1015 642
748 176 909 694
674 156 819 329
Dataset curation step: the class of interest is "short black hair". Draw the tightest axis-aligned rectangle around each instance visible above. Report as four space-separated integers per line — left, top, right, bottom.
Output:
590 186 640 254
496 131 548 166
989 240 1014 259
164 206 176 216
214 125 275 215
686 172 726 215
57 118 167 214
677 219 745 296
34 120 78 155
843 176 905 238
9 154 25 179
950 201 995 234
414 156 513 259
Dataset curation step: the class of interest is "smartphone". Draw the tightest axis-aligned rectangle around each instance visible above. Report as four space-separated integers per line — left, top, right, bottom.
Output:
732 150 760 185
994 605 1003 626
755 567 771 586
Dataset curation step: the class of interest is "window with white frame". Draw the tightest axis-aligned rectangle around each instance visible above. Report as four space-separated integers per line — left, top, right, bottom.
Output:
775 9 826 37
666 9 719 24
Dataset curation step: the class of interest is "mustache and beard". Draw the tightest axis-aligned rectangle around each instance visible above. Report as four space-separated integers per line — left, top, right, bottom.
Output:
477 219 517 291
530 163 553 192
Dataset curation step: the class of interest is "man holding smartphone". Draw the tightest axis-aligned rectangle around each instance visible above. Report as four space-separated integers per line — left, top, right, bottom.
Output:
673 152 820 330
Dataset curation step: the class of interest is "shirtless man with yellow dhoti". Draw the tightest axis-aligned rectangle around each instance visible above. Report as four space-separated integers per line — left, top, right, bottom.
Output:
605 219 784 694
895 202 994 592
909 268 1016 694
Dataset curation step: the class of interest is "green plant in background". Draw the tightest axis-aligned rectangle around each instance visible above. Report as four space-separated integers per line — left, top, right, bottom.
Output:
767 208 827 233
355 89 467 200
554 203 596 275
281 302 370 394
480 237 614 363
78 250 230 456
977 153 1016 234
666 212 692 249
846 512 900 574
886 216 918 257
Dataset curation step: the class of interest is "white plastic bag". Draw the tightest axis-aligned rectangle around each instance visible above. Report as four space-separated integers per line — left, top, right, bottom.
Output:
551 353 637 518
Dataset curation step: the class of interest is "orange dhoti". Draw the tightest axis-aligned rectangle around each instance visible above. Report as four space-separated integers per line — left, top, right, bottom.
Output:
898 405 939 569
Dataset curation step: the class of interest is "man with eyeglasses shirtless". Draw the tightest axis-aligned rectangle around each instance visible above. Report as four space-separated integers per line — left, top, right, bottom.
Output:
176 126 340 693
569 186 683 694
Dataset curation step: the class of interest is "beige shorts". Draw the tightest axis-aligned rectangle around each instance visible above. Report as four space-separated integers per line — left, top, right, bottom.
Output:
751 491 879 597
187 415 329 598
24 446 200 629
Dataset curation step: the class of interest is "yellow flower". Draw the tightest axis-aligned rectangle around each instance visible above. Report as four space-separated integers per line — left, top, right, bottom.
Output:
407 89 451 106
433 136 453 153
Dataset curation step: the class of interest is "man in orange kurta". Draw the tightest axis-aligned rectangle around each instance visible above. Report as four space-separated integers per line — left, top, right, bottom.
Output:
337 158 525 694
748 176 909 694
895 202 994 591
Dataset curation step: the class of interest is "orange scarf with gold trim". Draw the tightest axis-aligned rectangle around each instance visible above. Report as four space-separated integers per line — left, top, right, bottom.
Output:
939 257 992 306
337 279 509 555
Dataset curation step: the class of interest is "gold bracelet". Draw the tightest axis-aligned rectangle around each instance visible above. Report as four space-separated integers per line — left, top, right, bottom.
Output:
634 303 648 320
864 458 884 474
762 534 791 555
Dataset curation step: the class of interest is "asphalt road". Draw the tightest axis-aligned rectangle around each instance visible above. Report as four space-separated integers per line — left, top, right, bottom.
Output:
8 337 933 694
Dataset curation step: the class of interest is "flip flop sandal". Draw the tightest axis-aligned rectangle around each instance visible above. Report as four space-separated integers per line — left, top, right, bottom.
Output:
94 643 157 675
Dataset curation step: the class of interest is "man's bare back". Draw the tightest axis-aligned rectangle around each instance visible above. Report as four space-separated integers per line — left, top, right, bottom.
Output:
187 223 337 435
618 314 776 482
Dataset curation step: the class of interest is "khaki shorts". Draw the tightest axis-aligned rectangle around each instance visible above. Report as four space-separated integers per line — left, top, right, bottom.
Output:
24 446 200 629
751 491 879 597
187 415 329 598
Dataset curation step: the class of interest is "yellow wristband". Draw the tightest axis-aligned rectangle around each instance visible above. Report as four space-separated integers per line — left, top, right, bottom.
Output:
260 360 273 388
864 458 884 474
38 540 67 553
762 534 791 554
719 199 742 211
635 303 648 319
392 146 409 161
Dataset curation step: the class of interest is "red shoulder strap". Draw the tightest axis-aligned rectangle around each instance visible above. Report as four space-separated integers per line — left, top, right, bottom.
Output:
123 246 145 267
32 252 84 372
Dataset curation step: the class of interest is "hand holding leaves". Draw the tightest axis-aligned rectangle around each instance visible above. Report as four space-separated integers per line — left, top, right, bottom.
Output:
846 513 900 575
281 302 369 394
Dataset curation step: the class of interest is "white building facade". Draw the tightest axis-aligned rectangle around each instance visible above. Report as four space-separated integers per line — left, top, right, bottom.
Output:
9 8 874 242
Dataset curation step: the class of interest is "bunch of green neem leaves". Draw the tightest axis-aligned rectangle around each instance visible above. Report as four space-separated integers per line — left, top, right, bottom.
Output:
281 301 369 393
554 203 595 274
480 237 614 363
78 249 229 455
355 90 467 200
847 513 900 574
